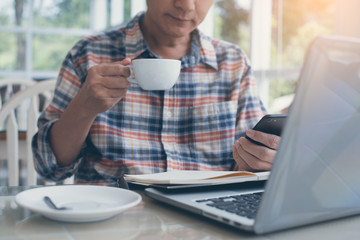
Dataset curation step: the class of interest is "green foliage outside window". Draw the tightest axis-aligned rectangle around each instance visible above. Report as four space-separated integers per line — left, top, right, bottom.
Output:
33 0 90 28
33 34 81 71
214 0 250 52
0 33 18 70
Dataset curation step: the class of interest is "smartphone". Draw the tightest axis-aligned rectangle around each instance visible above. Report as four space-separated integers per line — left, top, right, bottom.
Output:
246 114 287 146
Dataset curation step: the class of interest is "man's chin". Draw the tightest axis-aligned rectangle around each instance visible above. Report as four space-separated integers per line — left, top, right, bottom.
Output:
166 27 196 38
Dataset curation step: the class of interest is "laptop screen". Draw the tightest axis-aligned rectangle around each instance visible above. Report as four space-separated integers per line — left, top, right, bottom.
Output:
254 36 360 234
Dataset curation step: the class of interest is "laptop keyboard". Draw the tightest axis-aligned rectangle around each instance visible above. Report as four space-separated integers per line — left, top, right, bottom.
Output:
195 191 263 219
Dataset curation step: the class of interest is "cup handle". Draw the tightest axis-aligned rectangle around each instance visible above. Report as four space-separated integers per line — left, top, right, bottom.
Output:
126 65 137 84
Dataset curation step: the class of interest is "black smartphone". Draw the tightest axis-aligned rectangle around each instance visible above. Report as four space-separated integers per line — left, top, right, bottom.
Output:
246 114 287 146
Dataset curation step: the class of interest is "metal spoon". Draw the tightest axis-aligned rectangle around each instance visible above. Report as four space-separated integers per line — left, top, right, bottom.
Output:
43 196 71 210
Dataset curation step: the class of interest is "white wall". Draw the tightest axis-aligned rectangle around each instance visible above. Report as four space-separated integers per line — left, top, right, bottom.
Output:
335 0 360 37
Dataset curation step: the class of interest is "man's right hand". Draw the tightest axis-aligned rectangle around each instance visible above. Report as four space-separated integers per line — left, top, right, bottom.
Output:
76 58 132 117
50 58 132 167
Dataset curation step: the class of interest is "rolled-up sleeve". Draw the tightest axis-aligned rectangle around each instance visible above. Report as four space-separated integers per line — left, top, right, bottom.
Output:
32 120 84 182
32 44 88 182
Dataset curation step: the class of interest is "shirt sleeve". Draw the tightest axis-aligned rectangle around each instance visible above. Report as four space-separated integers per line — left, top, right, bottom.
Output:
32 47 87 182
234 54 267 140
230 53 267 171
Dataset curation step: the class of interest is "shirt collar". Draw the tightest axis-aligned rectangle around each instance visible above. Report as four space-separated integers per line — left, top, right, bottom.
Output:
196 30 218 70
124 12 218 70
124 12 148 59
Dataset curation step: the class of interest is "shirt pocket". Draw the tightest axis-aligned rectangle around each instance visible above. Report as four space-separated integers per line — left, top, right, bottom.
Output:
180 101 237 168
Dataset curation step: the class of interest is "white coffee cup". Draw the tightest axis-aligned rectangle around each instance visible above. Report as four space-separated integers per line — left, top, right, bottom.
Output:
127 58 181 90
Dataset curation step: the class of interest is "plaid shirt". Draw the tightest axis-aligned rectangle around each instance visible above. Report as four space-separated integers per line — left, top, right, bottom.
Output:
32 12 266 186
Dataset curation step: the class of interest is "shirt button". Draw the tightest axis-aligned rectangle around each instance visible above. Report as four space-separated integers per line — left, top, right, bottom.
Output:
190 56 196 64
165 111 172 118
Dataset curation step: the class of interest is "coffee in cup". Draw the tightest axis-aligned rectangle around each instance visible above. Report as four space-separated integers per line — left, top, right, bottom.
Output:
127 58 181 90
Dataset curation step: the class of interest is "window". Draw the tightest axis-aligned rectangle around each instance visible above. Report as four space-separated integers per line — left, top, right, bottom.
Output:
268 0 336 112
0 0 146 80
212 0 336 112
0 0 355 111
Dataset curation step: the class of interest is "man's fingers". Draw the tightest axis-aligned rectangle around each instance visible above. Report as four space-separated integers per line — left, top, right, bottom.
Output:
99 64 131 77
236 139 273 171
116 57 132 66
239 137 276 164
246 129 281 150
99 77 131 89
90 60 132 77
233 141 252 171
92 87 128 100
232 131 279 172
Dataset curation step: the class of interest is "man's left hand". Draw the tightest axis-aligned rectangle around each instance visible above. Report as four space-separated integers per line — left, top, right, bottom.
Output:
232 129 280 171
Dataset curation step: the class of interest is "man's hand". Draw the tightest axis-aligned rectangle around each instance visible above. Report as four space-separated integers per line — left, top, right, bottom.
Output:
232 129 280 171
50 58 133 167
75 58 132 117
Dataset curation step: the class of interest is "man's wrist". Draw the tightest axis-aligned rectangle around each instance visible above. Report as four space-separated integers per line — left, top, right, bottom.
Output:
232 162 242 171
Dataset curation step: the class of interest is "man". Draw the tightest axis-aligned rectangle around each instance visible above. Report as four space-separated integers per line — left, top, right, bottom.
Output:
33 0 280 186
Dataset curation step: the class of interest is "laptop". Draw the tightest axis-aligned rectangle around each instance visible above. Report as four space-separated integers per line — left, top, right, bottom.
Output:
145 35 360 234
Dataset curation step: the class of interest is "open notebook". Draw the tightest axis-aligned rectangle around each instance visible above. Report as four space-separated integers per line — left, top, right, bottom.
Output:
125 171 269 188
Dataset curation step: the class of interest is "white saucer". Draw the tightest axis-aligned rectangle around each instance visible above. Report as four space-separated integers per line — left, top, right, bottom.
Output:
15 185 142 223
